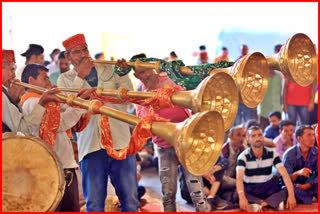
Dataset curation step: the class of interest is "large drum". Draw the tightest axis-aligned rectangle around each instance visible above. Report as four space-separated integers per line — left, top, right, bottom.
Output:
2 133 65 212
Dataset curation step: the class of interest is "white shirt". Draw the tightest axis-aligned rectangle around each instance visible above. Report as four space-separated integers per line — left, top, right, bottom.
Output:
15 65 26 81
46 61 59 76
22 96 86 169
57 63 134 162
2 85 46 134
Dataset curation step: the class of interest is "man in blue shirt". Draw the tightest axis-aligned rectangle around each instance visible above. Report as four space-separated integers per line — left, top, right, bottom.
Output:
282 125 318 204
264 111 281 140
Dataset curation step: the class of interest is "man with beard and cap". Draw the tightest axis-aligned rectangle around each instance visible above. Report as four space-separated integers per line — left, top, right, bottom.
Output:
236 126 296 211
57 34 137 212
16 44 45 80
2 49 61 134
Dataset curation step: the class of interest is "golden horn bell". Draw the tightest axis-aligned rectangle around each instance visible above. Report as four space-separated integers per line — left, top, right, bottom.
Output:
267 33 317 86
210 52 269 108
14 81 225 176
58 72 238 131
171 71 238 131
151 110 225 176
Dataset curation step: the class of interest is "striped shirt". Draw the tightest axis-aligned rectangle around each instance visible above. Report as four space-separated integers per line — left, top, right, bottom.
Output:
236 147 283 185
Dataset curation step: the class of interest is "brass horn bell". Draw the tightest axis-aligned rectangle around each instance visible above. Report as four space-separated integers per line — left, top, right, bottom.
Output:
171 71 238 131
267 33 317 86
210 52 269 108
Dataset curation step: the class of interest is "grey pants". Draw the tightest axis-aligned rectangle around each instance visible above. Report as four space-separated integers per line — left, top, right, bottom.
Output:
157 146 209 212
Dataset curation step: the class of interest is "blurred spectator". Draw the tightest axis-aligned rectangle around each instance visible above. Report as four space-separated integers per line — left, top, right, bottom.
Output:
16 44 45 80
258 45 283 130
94 52 105 60
197 45 209 64
236 44 248 61
47 48 61 76
214 47 229 62
273 120 297 160
264 111 282 140
49 51 70 85
282 59 317 125
220 126 246 203
169 51 178 61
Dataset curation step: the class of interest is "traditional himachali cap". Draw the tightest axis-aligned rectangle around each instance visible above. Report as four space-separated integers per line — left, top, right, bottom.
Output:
2 50 16 63
62 34 86 51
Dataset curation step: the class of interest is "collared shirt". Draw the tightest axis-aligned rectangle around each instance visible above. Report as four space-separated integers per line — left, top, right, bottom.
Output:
257 71 282 118
273 134 297 160
283 144 318 204
2 85 46 134
236 147 283 185
57 63 134 162
222 141 245 178
282 144 318 186
263 124 280 140
22 97 86 169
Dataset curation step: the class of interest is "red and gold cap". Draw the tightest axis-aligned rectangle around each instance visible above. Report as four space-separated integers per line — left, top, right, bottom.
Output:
62 34 86 51
2 50 16 63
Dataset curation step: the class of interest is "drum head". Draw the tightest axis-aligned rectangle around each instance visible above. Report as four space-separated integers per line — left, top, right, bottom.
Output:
2 134 65 212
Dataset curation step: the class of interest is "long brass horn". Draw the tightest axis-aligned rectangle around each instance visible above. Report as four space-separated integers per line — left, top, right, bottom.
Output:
58 72 238 131
267 33 317 86
14 81 225 176
92 53 269 108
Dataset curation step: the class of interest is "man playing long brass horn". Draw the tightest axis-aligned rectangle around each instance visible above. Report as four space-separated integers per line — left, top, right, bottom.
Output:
57 34 138 212
20 63 91 212
116 54 211 212
2 49 61 134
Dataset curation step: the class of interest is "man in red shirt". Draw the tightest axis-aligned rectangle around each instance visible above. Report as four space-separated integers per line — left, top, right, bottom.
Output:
282 76 316 125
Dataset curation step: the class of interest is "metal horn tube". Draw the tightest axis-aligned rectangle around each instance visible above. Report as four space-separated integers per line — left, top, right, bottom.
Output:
57 71 238 131
91 59 195 75
14 81 225 176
